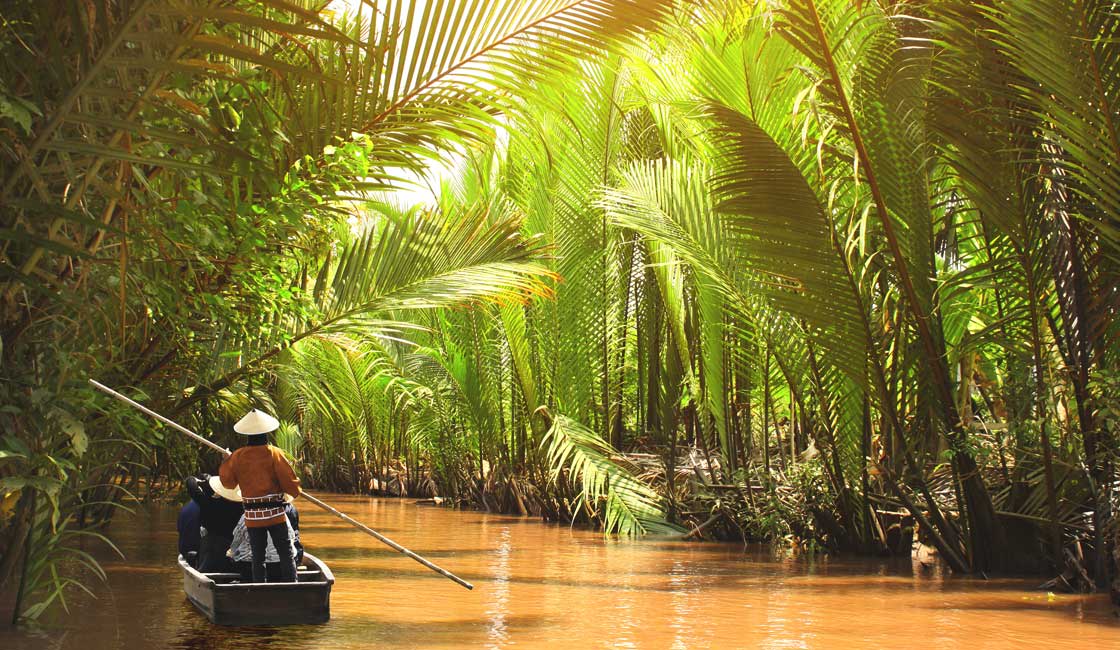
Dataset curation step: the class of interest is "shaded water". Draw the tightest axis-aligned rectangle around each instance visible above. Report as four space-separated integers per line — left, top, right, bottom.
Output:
3 495 1117 649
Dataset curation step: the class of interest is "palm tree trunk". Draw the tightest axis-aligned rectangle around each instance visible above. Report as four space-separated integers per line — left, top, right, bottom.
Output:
762 346 773 485
795 0 1005 571
1053 208 1112 588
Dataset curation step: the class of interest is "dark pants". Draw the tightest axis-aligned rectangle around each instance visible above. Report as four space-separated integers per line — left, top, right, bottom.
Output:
235 561 288 582
247 522 296 583
198 533 232 573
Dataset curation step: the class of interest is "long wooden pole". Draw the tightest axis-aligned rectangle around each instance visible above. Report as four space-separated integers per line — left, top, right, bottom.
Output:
90 380 232 456
89 379 474 590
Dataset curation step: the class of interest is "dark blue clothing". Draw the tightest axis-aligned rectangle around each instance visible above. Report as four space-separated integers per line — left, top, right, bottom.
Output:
248 523 296 582
177 501 201 557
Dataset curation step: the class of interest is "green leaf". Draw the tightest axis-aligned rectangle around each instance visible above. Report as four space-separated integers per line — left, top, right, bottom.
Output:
541 412 682 536
0 476 63 497
60 414 88 458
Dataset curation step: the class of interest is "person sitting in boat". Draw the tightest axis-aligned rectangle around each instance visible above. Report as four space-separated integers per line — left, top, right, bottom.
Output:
227 502 304 581
176 498 201 566
218 409 301 582
185 473 243 572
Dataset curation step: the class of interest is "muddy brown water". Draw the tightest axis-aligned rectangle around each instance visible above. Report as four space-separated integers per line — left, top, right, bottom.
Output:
3 495 1117 649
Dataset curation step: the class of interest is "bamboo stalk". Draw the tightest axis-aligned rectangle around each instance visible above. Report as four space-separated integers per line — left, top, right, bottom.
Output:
89 380 230 456
299 492 472 589
89 379 474 590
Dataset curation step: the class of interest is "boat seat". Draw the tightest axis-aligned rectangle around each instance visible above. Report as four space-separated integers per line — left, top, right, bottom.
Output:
204 572 241 580
207 570 324 584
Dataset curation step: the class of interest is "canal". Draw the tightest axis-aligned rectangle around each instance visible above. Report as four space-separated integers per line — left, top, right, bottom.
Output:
3 495 1117 648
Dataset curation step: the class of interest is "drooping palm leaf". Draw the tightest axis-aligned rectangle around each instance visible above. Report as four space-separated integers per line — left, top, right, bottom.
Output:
541 411 681 536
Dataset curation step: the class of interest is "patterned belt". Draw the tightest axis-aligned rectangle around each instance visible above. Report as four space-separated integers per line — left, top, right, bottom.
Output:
243 493 286 522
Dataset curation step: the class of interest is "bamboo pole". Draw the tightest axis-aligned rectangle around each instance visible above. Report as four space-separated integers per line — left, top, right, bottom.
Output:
89 379 474 590
298 492 473 589
89 380 231 456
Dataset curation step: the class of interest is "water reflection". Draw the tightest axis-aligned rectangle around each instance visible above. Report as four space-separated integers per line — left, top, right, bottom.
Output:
485 527 511 649
668 559 698 650
2 496 1116 650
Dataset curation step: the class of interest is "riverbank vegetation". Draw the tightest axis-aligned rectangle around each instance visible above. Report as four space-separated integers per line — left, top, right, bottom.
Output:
2 0 1118 623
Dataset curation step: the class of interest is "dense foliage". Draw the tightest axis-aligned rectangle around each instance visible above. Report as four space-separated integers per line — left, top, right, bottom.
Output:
0 0 669 622
277 0 1120 592
2 0 1118 622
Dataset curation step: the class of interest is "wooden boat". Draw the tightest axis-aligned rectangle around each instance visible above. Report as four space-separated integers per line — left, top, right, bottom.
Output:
177 552 335 626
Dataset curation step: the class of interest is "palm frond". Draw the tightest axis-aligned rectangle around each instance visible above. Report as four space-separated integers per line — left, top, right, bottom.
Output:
541 411 681 536
176 205 552 410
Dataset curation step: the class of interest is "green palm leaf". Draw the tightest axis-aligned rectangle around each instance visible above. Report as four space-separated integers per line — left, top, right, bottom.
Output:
541 411 681 536
176 205 552 411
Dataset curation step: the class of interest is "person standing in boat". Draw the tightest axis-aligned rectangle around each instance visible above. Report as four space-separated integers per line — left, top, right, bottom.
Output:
227 501 304 581
218 409 301 582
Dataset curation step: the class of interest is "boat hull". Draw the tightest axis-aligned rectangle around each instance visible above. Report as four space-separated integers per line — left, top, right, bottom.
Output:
178 552 334 626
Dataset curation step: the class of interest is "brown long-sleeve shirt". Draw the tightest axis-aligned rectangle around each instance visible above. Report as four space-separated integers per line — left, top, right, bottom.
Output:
219 445 301 528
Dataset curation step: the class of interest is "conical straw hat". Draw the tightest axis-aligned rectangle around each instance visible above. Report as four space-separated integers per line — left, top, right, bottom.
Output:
207 475 242 502
234 409 279 435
